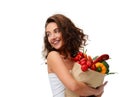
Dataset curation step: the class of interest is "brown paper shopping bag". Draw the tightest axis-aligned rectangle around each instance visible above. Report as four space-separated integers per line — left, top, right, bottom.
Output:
65 63 105 97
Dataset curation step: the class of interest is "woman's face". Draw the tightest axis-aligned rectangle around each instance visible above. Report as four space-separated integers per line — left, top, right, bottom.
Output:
45 22 64 50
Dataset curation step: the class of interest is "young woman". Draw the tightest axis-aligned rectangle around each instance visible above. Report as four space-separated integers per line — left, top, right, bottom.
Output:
42 14 107 97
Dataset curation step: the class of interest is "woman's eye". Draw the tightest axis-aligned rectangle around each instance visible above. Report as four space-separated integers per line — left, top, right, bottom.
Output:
46 32 51 37
54 28 60 33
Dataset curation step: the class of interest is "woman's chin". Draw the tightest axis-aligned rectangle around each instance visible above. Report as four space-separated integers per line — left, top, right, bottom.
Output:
53 46 62 50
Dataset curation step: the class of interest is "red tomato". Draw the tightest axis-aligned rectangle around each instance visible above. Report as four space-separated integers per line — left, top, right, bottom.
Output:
90 64 96 70
81 65 88 72
86 60 92 67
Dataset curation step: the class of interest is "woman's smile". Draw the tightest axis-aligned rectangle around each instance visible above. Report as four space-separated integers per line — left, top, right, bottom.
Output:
51 39 60 46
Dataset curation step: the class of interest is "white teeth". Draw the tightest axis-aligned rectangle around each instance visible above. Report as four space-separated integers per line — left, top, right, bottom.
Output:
51 40 59 45
53 40 59 44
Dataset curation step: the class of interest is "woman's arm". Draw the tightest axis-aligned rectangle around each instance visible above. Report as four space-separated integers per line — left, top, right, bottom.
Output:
47 51 106 96
72 81 107 96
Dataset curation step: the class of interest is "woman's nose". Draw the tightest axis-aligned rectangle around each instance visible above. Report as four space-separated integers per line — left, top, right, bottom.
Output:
51 33 56 39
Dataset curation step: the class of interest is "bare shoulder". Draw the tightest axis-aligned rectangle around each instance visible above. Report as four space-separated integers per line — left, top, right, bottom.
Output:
48 51 60 56
47 51 61 60
47 51 64 69
47 51 61 73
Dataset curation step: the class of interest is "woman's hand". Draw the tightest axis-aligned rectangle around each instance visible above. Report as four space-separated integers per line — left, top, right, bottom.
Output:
96 91 103 97
95 81 108 96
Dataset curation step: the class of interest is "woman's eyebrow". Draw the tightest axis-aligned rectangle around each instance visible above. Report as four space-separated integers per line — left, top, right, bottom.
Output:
54 27 60 31
45 27 59 33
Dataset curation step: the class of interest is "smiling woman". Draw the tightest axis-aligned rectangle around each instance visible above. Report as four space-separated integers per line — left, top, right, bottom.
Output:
42 14 107 97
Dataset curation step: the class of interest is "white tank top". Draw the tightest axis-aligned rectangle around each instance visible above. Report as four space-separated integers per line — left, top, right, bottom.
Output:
48 73 65 97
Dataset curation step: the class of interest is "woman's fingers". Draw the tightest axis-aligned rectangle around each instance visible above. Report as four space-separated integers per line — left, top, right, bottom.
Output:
103 81 108 86
96 91 104 97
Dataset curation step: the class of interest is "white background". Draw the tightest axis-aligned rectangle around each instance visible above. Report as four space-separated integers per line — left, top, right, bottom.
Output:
0 0 120 97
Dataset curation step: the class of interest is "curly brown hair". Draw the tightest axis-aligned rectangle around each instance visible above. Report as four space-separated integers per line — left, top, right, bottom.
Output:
43 14 88 58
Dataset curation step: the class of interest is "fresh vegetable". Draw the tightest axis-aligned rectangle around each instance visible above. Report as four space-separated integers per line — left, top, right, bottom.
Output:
90 64 96 70
81 65 89 72
95 62 107 74
93 54 109 64
87 55 93 63
72 51 83 61
102 60 109 74
72 51 110 74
